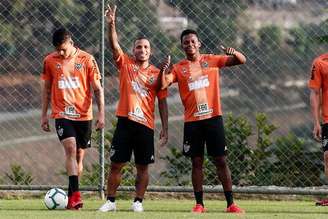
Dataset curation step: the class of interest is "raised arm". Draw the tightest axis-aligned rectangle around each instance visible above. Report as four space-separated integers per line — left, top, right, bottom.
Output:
105 4 123 60
220 45 246 66
310 88 321 141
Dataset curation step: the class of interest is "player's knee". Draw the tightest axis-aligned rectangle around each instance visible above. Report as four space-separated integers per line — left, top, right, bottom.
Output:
136 164 148 174
65 146 77 158
214 156 227 168
192 157 203 169
110 162 124 173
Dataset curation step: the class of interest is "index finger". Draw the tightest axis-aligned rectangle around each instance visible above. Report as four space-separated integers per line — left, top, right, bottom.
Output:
220 45 226 51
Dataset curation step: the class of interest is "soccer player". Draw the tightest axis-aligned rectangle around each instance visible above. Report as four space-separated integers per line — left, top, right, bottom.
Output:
98 5 168 212
41 28 105 210
309 52 328 206
161 29 246 213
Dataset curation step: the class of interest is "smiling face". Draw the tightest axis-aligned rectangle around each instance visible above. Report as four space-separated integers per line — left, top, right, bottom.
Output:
181 33 201 58
133 39 151 62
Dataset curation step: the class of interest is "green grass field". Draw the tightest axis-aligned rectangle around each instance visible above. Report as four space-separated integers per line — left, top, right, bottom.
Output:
1 199 328 219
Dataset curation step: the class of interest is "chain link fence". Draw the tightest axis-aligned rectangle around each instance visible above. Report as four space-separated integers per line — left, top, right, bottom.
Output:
0 0 328 195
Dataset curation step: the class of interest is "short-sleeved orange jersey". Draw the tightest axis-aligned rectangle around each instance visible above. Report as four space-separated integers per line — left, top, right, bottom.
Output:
308 53 328 123
41 48 101 121
115 53 168 129
171 54 229 122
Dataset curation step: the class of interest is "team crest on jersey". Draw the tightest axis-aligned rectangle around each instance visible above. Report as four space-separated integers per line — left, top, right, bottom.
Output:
201 61 209 68
56 63 61 69
148 76 155 85
75 63 82 70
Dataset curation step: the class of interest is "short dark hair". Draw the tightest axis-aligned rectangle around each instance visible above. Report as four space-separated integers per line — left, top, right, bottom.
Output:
52 28 72 47
180 29 199 43
134 36 150 45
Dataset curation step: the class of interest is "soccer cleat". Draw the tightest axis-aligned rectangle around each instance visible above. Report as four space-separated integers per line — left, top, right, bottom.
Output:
131 201 144 212
315 199 328 206
98 200 117 212
67 191 83 210
192 204 206 213
226 203 244 213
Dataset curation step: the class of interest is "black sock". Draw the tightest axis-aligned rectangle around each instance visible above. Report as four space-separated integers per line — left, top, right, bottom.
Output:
107 196 115 202
69 175 79 193
194 191 204 206
134 197 143 203
68 184 72 197
224 191 233 207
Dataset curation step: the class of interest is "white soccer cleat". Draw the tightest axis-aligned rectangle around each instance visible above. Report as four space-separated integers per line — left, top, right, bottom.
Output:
98 200 116 212
132 201 144 212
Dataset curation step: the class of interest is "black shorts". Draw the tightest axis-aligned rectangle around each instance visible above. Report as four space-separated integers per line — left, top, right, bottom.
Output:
110 117 154 165
183 116 227 157
322 124 328 152
55 118 92 149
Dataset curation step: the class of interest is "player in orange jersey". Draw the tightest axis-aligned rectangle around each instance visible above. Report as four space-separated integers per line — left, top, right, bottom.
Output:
99 5 168 213
161 29 246 213
41 28 105 210
309 52 328 206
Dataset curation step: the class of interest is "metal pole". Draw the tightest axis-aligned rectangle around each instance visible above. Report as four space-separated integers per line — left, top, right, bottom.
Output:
98 0 105 200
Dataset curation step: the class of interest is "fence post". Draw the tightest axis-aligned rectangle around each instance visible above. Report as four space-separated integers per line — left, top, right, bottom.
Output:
98 0 106 200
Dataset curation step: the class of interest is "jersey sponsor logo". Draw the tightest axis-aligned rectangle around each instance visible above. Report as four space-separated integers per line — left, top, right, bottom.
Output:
131 81 148 97
182 67 187 75
193 103 213 117
188 75 209 91
59 106 81 118
133 65 138 72
58 76 81 89
128 106 146 121
75 63 82 71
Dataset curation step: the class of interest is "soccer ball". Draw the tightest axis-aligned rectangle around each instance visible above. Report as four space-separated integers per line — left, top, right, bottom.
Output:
44 188 68 210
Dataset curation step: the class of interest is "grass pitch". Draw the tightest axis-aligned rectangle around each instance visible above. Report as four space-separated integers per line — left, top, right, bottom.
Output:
1 199 328 219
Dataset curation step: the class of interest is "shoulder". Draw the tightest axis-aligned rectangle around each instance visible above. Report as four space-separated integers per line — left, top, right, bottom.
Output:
149 65 160 74
44 51 59 63
77 49 94 60
173 59 188 69
203 53 225 60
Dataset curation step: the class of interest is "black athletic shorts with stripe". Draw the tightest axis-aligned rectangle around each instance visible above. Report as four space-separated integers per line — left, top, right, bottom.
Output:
110 117 155 165
183 116 227 157
55 118 92 149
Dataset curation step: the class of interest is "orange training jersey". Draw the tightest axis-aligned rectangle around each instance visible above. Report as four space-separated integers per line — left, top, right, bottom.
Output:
171 54 229 122
115 53 167 129
41 48 101 121
308 53 328 124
